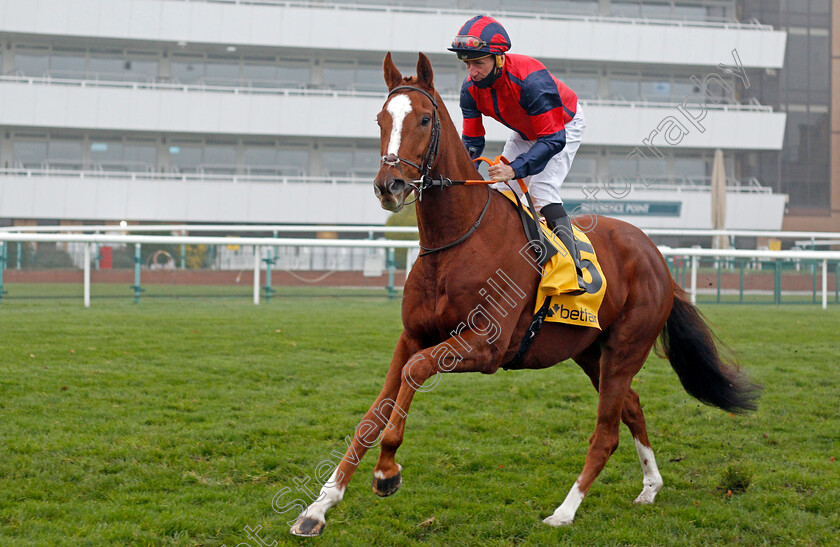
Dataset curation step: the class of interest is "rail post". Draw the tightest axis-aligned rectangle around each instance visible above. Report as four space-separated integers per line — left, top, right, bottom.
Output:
836 262 839 304
822 259 828 310
387 247 395 300
0 241 6 300
94 231 100 271
773 260 782 304
131 243 143 304
253 245 260 305
690 255 697 304
83 243 91 308
738 258 745 304
262 249 276 302
716 258 722 303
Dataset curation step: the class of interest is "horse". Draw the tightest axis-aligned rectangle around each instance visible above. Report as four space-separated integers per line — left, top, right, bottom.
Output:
289 52 759 537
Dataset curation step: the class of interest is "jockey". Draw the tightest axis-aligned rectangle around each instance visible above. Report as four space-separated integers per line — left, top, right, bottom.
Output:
449 15 586 290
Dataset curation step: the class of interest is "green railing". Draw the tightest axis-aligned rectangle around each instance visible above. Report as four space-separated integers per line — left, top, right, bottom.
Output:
666 256 840 305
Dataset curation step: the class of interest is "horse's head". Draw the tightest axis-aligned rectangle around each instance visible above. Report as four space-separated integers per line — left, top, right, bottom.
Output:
374 52 439 212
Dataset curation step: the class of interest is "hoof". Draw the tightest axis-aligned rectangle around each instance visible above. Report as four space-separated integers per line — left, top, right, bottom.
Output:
543 513 574 527
372 466 402 497
289 516 325 537
633 492 656 505
634 483 662 505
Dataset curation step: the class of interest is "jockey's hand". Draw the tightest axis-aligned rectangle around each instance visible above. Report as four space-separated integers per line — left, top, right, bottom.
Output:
488 163 516 182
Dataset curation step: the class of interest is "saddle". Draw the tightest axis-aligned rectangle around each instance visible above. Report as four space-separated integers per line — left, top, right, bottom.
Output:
487 168 607 370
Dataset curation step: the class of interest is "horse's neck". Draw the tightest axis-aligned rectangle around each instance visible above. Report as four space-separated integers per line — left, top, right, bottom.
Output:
414 93 489 250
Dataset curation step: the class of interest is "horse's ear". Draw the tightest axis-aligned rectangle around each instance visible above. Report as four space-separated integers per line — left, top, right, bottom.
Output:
416 52 434 89
383 52 402 90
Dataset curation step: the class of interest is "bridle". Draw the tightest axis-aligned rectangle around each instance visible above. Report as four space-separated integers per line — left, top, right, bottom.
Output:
380 84 491 257
381 85 442 203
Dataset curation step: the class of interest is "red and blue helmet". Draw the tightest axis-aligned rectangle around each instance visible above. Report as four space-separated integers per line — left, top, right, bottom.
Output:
448 15 511 60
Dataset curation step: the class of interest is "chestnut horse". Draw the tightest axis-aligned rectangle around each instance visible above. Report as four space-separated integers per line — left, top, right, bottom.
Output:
290 53 758 537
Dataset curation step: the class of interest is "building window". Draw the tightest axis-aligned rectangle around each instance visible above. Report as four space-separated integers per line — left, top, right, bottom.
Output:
204 59 240 86
49 52 86 78
203 143 238 174
47 138 83 169
242 143 309 176
322 146 378 179
169 141 203 173
171 56 205 84
13 140 47 169
15 51 49 76
673 157 707 181
276 149 309 176
567 152 597 183
124 142 158 171
277 62 311 88
609 77 640 101
566 74 599 100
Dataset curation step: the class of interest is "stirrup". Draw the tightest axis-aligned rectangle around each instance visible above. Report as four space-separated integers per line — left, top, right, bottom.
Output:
543 206 587 295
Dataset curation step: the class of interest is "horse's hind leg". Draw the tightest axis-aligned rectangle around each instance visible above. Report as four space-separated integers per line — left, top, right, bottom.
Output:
573 349 663 505
622 388 663 504
545 313 662 526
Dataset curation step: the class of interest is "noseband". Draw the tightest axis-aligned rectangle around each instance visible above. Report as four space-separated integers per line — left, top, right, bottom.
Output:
381 85 442 190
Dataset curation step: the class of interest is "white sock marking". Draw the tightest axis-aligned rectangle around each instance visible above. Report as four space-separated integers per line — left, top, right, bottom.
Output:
373 463 401 481
385 94 412 157
299 468 345 524
543 481 584 527
633 437 663 504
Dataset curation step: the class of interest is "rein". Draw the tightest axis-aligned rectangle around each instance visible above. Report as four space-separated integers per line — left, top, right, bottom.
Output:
417 186 492 257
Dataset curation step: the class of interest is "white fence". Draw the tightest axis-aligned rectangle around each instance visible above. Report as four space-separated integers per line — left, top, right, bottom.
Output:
5 224 840 240
1 231 839 309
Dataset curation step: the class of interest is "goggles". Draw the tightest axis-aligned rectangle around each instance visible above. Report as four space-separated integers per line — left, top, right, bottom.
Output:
451 35 487 51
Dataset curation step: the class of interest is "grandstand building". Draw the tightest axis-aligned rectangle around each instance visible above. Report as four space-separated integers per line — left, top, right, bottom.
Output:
0 0 833 233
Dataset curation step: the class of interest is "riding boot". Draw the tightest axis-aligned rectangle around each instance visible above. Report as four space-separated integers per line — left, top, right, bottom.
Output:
541 203 587 293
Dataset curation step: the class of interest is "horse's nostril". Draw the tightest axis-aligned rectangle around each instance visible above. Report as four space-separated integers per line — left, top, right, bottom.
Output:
389 179 406 194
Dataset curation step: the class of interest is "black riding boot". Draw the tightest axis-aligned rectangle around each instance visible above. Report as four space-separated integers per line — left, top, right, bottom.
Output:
541 203 586 293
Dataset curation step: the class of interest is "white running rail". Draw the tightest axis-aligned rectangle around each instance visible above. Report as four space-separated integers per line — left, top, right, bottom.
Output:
1 232 838 309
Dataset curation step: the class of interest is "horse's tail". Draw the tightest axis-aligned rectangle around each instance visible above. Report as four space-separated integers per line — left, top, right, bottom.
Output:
657 282 760 413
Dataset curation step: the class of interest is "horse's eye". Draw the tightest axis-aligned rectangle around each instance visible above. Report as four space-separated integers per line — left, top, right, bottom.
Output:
421 116 431 127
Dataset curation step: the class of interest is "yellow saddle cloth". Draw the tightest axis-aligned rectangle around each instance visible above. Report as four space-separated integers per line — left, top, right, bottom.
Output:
500 191 607 329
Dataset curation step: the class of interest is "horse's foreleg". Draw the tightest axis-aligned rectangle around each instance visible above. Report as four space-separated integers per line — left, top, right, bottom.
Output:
621 388 663 504
289 333 417 537
372 330 498 496
370 348 437 497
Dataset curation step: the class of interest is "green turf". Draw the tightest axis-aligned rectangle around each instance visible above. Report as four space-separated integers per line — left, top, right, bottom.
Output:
1 299 838 546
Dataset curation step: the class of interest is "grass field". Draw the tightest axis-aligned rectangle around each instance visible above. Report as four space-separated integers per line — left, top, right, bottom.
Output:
1 297 838 546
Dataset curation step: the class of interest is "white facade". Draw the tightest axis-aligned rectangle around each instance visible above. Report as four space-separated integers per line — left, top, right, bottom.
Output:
0 175 388 224
0 0 786 68
0 0 788 230
0 80 786 149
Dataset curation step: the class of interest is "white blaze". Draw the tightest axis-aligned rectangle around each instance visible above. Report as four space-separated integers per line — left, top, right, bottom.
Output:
385 94 412 157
